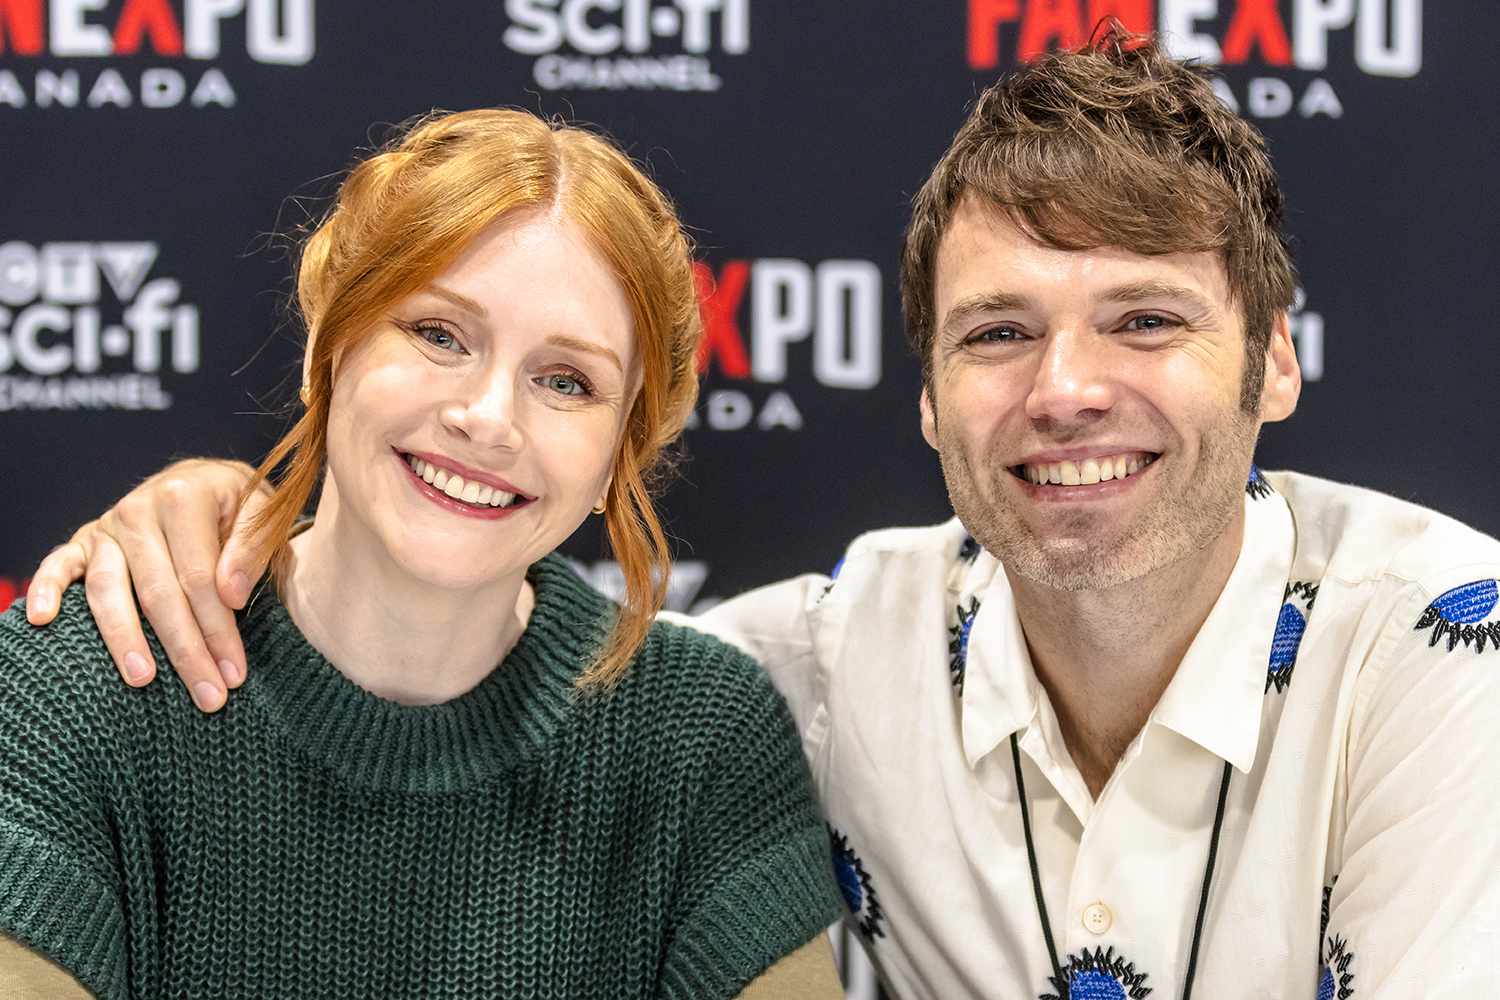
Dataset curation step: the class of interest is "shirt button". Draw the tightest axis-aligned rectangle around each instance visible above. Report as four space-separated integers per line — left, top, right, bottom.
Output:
1082 902 1113 935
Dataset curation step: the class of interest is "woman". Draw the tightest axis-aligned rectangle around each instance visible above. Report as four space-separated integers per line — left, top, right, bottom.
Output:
0 109 844 999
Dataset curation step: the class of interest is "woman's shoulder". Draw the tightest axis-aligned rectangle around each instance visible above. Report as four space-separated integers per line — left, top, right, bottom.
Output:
0 584 182 720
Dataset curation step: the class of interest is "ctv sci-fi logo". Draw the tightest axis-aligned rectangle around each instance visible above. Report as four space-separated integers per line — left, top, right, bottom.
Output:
0 241 200 410
0 0 315 111
502 0 748 91
967 0 1423 119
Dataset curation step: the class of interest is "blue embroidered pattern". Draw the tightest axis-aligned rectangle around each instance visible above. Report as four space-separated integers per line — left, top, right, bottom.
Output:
1268 581 1319 693
1246 464 1273 501
1413 579 1500 652
828 826 885 941
1318 934 1355 999
1040 947 1152 1000
948 596 980 695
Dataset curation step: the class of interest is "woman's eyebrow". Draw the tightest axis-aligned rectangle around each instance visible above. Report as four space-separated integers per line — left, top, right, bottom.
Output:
547 334 623 374
425 284 488 318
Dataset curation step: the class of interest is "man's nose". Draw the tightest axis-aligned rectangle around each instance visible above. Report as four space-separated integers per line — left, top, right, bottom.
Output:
1023 328 1116 424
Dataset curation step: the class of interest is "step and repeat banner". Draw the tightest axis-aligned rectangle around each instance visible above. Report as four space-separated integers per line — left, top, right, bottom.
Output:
4 2 1495 995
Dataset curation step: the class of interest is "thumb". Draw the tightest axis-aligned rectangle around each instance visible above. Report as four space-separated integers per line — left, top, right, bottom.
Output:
217 490 271 609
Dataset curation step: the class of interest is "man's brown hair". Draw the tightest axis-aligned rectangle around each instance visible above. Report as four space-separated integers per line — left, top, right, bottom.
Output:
901 25 1296 412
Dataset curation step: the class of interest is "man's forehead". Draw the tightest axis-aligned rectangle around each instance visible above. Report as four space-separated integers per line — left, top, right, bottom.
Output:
933 196 1232 312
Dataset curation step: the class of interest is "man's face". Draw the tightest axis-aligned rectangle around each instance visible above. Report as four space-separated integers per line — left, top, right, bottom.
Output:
920 199 1298 592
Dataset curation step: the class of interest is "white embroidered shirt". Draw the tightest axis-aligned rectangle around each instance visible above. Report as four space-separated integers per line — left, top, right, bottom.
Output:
673 470 1500 999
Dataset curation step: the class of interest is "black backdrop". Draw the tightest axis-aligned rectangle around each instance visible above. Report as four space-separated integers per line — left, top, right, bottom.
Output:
4 3 1496 991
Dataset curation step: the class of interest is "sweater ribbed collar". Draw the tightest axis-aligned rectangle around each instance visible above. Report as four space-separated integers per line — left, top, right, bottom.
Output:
236 554 611 794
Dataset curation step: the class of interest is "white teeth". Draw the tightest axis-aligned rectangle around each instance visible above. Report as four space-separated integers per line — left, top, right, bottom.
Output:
1020 452 1157 488
405 454 523 510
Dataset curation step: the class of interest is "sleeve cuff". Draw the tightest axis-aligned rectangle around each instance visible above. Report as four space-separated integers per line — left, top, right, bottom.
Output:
0 820 125 998
658 824 844 1000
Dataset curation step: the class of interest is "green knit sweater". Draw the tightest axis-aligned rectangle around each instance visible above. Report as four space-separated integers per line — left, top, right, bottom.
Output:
0 555 841 999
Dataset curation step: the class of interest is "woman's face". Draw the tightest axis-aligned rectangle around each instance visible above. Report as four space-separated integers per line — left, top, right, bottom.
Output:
319 210 639 591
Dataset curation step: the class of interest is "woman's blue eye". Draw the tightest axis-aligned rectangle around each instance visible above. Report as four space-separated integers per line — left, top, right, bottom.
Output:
417 325 461 351
545 373 589 396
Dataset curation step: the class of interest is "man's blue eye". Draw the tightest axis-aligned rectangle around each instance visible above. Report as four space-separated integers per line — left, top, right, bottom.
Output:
1124 314 1174 332
970 326 1020 343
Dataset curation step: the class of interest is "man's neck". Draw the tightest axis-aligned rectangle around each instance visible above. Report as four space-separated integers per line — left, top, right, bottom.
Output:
281 495 533 706
1008 511 1245 799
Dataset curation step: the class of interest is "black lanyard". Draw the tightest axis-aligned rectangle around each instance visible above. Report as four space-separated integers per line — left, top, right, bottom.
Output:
1009 732 1233 1000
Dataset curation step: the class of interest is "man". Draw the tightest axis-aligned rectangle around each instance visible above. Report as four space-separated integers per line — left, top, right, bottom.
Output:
20 29 1500 998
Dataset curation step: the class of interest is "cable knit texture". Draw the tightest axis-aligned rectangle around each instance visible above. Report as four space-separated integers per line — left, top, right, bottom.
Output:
0 555 841 999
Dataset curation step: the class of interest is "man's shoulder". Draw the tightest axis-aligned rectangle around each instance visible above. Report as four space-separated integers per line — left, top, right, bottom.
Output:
1271 470 1500 596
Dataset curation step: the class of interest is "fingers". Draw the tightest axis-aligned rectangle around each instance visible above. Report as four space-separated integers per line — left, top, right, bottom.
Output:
81 536 158 688
160 477 249 692
25 537 88 625
216 482 273 611
105 502 227 713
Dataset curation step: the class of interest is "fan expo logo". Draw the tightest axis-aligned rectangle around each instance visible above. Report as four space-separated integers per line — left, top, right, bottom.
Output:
967 0 1422 118
691 257 881 432
501 0 748 91
0 241 200 410
0 0 315 110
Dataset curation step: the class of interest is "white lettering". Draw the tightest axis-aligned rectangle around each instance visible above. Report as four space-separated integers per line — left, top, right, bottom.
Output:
1355 0 1421 77
504 0 563 54
1160 0 1221 64
86 67 133 107
247 0 315 65
36 69 81 108
564 0 622 54
0 243 41 306
12 305 72 375
123 279 180 372
95 243 159 300
749 259 812 383
0 70 25 108
705 389 753 430
41 244 97 304
813 260 880 389
51 0 111 56
141 68 187 108
1248 77 1294 117
190 67 238 106
757 390 803 430
185 0 244 59
1300 77 1344 117
1293 0 1354 70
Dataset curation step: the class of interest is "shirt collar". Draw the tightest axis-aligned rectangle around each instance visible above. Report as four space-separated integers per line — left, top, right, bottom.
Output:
958 487 1295 774
1151 489 1294 773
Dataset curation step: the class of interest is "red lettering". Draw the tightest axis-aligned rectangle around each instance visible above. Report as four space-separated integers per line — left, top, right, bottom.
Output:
967 0 1021 70
0 576 30 612
693 260 751 379
1017 0 1083 62
1086 0 1153 37
0 0 42 56
113 0 185 56
1222 0 1292 66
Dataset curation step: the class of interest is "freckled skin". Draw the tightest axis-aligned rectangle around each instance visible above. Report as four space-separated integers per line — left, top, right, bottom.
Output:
920 200 1282 593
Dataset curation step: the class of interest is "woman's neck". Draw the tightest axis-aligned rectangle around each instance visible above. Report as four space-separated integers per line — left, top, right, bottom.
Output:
281 503 534 706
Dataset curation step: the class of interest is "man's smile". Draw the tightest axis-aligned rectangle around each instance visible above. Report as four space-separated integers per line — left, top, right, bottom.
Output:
1009 450 1160 487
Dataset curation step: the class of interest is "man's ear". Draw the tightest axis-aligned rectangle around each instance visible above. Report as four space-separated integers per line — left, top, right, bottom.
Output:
1259 312 1301 424
920 386 938 450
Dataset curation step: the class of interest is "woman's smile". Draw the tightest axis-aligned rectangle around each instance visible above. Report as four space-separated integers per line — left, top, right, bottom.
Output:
395 448 536 521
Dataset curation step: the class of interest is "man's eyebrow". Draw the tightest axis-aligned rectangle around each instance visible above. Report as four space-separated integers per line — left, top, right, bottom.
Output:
940 291 1034 336
547 334 624 374
1100 280 1218 315
425 284 488 319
